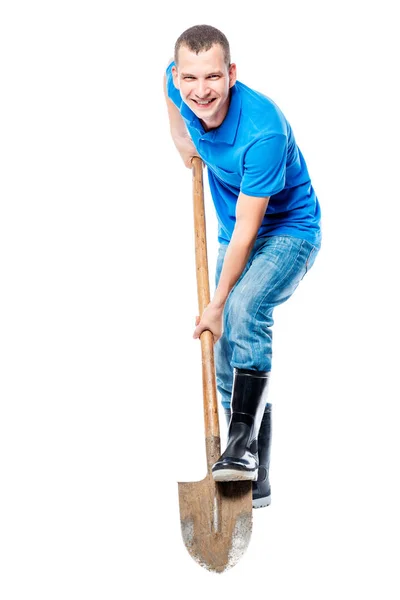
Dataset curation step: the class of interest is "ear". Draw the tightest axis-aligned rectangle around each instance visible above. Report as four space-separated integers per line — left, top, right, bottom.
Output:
228 63 237 88
171 65 180 90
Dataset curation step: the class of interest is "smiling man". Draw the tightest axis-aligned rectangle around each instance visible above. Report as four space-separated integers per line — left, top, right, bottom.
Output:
164 25 322 508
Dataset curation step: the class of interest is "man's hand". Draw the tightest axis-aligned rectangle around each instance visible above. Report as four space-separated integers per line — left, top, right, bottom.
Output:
193 302 224 343
173 135 203 169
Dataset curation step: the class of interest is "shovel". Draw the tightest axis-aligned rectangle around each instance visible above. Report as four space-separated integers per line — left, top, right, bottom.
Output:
177 156 253 573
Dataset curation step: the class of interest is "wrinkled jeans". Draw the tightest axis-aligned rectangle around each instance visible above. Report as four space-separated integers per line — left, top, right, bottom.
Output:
214 235 321 409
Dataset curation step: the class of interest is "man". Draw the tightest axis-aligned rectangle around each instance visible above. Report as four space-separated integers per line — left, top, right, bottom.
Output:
164 25 321 508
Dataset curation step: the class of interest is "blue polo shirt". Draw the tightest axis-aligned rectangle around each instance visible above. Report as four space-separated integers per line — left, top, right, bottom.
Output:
166 61 321 246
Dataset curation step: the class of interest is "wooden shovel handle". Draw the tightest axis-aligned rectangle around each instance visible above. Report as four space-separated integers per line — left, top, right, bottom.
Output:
192 157 220 445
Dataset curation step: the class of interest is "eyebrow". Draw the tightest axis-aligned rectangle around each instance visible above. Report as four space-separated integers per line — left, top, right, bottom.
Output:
181 71 224 77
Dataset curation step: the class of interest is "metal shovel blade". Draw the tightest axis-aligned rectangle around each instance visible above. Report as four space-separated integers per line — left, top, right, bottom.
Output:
178 436 253 573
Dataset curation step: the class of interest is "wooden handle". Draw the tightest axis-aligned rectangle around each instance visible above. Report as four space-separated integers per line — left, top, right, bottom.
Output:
191 157 220 453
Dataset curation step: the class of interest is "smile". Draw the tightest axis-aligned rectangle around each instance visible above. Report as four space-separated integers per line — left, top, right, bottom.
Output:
192 98 216 107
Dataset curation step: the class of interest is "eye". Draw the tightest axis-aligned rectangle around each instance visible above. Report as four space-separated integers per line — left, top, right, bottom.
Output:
208 75 220 79
184 76 195 80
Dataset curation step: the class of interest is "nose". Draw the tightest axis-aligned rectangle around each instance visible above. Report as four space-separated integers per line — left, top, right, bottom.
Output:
194 79 211 99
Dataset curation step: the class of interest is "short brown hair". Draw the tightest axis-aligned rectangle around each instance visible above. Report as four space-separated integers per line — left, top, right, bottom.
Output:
174 24 231 68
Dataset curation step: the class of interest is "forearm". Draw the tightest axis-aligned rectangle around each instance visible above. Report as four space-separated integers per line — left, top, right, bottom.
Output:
212 228 257 308
212 191 270 308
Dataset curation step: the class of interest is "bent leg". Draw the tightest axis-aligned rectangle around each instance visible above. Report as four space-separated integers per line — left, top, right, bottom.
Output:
214 236 320 404
225 236 319 371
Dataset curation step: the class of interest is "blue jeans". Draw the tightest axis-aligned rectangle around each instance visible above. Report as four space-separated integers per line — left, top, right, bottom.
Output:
214 235 320 409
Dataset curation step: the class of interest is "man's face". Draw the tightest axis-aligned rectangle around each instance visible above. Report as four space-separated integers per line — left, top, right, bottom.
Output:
172 44 236 129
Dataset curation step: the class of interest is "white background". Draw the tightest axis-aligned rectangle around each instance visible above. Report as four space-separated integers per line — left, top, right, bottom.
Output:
1 0 399 597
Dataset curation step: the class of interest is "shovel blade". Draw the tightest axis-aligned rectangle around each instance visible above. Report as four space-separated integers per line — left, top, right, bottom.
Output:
178 472 252 573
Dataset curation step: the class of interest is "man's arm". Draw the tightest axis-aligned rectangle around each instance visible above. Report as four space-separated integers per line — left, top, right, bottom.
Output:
212 192 270 308
213 133 286 307
193 192 270 341
163 59 201 168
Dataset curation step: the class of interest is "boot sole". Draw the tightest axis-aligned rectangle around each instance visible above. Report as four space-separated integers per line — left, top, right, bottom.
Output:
252 495 271 509
212 468 258 482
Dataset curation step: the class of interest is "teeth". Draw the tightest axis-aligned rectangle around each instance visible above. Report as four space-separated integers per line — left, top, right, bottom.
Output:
196 99 213 105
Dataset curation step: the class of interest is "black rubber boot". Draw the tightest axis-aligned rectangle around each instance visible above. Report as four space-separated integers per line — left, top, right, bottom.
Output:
223 404 272 507
212 368 270 482
252 405 272 508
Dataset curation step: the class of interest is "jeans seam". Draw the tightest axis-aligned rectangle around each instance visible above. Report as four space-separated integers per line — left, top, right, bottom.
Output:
306 247 316 272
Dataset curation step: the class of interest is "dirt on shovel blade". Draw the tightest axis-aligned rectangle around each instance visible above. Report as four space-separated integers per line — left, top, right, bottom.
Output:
178 436 253 573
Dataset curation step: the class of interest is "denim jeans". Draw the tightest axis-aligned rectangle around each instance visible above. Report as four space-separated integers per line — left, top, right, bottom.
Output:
214 235 320 409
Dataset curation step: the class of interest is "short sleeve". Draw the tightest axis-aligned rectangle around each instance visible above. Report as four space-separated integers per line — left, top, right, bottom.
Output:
240 134 287 197
165 61 183 110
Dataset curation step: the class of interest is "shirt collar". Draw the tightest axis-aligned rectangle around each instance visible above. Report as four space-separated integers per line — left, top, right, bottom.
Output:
181 84 242 144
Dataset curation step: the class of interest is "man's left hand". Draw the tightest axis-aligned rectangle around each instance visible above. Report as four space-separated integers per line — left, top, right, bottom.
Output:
193 302 224 343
